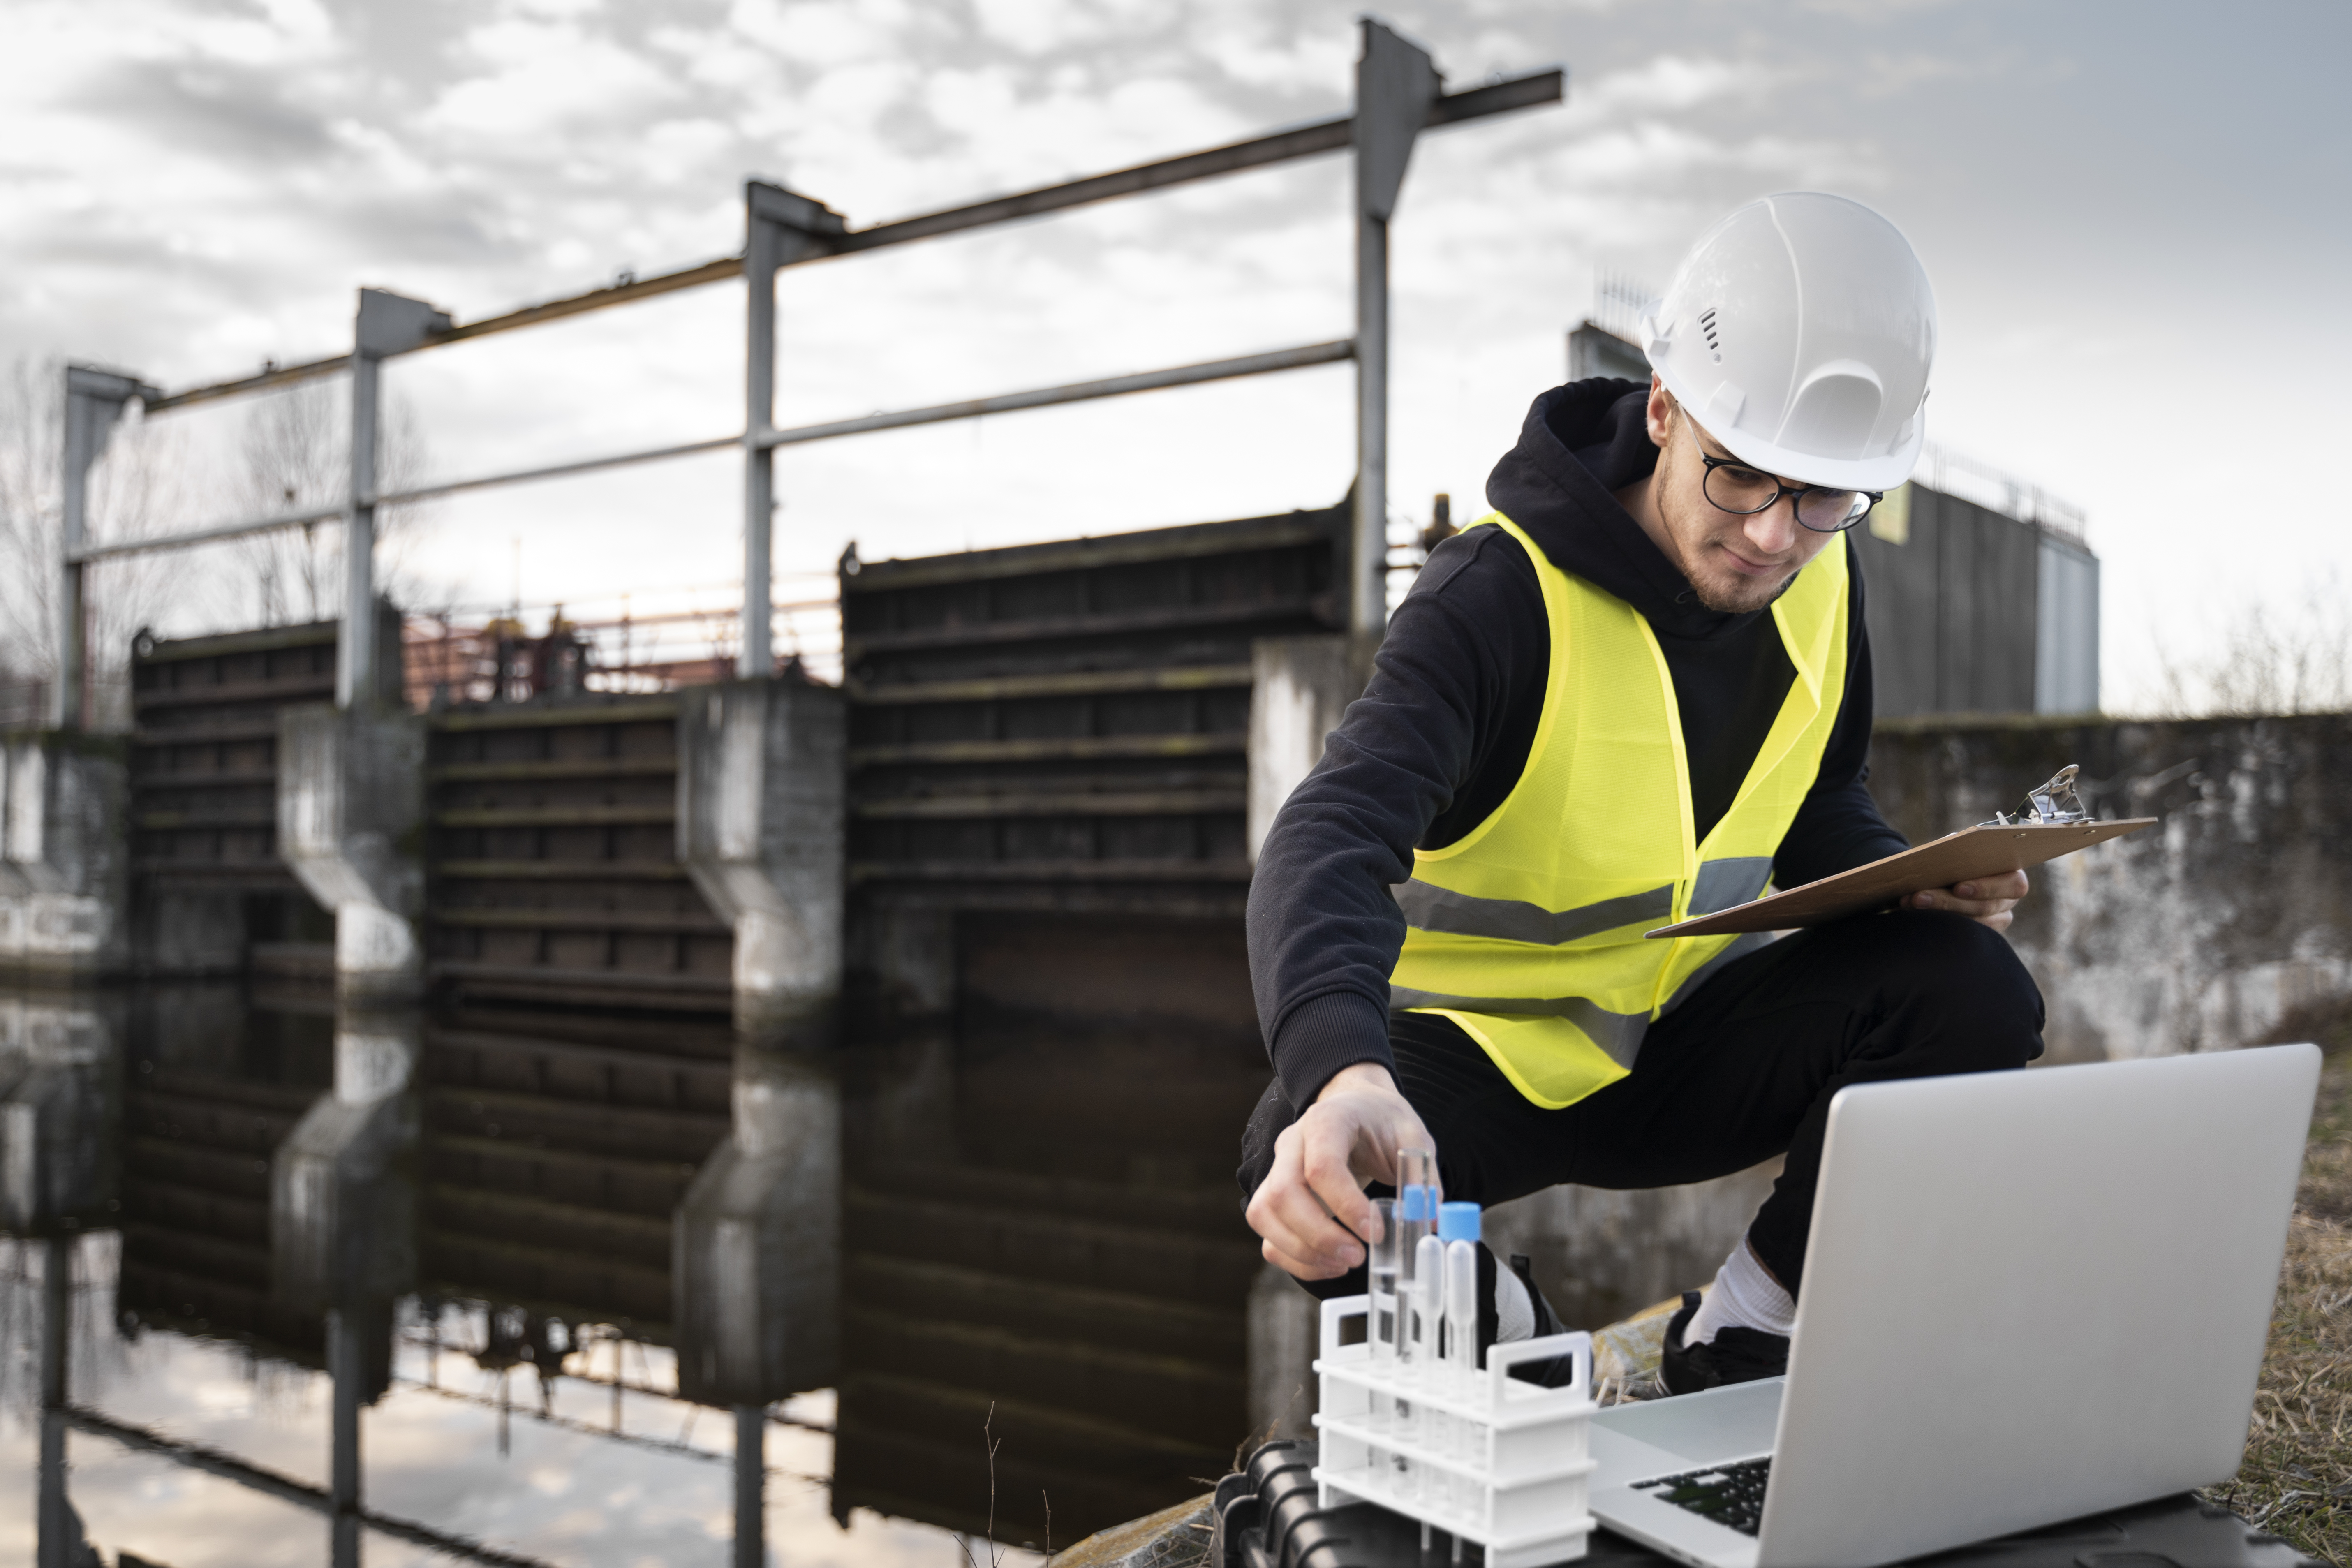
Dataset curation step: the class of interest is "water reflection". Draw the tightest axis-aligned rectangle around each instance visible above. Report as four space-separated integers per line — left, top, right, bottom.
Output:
0 938 1269 1567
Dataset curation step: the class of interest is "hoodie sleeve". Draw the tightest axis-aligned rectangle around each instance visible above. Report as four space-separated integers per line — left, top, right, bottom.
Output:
1771 551 1910 889
1245 527 1549 1111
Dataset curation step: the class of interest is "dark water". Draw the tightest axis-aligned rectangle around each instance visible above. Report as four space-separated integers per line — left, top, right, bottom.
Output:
0 957 1271 1568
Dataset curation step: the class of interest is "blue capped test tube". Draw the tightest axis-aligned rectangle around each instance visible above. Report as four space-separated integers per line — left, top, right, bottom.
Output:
1439 1200 1484 1512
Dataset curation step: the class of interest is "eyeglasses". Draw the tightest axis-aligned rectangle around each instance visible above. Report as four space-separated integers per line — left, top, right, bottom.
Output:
1679 418 1881 533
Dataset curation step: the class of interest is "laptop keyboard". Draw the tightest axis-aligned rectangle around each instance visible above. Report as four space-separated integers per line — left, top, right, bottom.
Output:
1633 1457 1772 1537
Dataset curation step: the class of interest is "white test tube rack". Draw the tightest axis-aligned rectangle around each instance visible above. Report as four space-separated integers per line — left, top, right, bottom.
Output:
1311 1294 1598 1568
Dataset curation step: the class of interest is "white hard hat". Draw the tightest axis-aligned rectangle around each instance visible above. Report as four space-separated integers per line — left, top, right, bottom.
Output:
1639 192 1936 493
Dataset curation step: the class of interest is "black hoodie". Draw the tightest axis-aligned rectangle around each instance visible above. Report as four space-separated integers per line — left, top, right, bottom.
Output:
1247 380 1909 1112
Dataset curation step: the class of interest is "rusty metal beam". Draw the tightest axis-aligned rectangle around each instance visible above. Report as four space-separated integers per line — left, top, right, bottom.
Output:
137 69 1561 413
828 69 1563 254
69 500 344 563
108 341 1349 566
756 339 1352 450
375 432 740 508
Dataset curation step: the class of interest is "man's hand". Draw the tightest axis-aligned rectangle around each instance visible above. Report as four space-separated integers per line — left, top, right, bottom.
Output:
1907 868 2030 932
1246 1062 1435 1281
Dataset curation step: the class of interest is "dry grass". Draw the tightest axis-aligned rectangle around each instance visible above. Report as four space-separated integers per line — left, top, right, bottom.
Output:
2202 998 2352 1563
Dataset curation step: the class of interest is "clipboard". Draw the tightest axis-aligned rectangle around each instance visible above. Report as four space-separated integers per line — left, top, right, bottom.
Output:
1644 816 2158 939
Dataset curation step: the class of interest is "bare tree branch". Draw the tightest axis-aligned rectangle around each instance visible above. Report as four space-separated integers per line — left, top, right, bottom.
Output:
235 377 437 627
2149 578 2352 718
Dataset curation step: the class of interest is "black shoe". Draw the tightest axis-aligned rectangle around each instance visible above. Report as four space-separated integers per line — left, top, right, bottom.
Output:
1659 1289 1790 1395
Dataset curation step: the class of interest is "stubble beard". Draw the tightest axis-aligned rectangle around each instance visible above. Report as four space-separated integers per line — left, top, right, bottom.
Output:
1657 473 1795 615
1682 548 1791 614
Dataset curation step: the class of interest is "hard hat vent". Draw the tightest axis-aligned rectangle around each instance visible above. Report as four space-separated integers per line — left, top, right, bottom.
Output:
1700 307 1722 363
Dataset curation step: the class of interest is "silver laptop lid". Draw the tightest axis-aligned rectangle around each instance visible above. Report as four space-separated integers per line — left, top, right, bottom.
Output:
1759 1044 2319 1568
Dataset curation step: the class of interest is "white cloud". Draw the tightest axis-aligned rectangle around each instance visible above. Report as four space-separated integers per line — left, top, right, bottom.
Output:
428 20 683 138
1565 54 1761 124
3 0 2344 708
971 0 1110 56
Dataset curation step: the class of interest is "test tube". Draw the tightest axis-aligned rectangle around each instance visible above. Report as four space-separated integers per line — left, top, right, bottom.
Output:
1414 1233 1448 1462
1366 1195 1399 1432
1392 1183 1430 1443
1441 1201 1483 1512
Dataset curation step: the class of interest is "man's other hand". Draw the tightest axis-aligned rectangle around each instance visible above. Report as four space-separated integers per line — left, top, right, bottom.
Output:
1908 868 2030 932
1245 1062 1436 1281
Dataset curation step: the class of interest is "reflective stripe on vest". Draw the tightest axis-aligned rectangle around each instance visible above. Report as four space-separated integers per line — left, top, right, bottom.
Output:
1388 513 1850 1110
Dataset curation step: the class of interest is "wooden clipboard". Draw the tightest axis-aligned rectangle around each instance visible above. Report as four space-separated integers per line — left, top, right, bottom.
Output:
1644 817 2158 939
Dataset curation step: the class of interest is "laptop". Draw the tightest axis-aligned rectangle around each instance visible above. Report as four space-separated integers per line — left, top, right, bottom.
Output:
1586 1043 2320 1568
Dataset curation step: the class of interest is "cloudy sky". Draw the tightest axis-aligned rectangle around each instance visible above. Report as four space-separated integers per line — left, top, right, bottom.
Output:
5 0 2346 701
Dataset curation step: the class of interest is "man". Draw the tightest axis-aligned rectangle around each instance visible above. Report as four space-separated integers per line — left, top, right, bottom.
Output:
1239 192 2044 1392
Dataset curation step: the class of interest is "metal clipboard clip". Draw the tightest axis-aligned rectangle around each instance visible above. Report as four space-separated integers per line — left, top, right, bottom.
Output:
1981 763 2089 827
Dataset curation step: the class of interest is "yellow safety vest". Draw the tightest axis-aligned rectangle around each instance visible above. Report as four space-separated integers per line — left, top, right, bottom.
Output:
1389 513 1851 1109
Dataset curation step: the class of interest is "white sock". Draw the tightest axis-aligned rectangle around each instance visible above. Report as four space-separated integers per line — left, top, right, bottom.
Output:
1685 1238 1795 1346
1494 1263 1535 1343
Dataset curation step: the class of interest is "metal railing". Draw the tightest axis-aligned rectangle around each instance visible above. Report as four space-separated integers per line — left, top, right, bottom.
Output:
48 26 1563 729
402 581 844 706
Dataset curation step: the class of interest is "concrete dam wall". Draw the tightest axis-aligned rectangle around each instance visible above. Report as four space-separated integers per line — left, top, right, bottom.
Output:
1868 710 2352 1064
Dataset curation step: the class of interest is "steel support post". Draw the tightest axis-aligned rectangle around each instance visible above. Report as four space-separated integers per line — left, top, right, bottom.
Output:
742 211 781 680
343 291 450 710
1353 212 1389 636
734 1404 765 1568
51 368 155 729
342 348 380 709
329 1307 364 1568
1351 22 1438 636
740 184 845 679
54 395 92 732
36 1236 74 1568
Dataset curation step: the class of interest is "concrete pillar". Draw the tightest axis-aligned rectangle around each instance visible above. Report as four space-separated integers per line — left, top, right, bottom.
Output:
5 995 118 1568
0 734 129 983
672 1040 841 1410
0 992 121 1235
676 675 846 1041
278 703 426 1002
1247 635 1375 863
272 1002 420 1318
273 1002 412 1562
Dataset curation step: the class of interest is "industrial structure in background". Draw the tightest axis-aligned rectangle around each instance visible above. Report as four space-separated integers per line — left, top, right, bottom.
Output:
1567 315 2100 718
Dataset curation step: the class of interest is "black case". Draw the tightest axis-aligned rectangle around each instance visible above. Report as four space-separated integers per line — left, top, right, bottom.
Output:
1207 1441 2329 1568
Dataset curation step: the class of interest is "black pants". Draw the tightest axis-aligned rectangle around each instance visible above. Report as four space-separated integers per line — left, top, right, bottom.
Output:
1239 909 2044 1299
